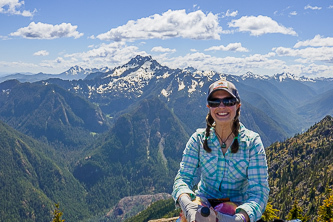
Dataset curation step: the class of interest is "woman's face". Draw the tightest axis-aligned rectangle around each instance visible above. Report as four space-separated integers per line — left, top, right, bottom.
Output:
208 90 241 126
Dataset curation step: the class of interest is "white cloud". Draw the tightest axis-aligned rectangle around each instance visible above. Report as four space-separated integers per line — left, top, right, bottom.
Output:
0 0 36 17
151 46 176 53
228 15 297 36
304 5 322 10
159 52 283 75
205 43 249 52
274 46 333 63
294 35 333 48
289 11 297 16
329 5 333 9
96 9 222 41
57 42 148 68
225 10 238 17
10 22 84 39
33 50 49 56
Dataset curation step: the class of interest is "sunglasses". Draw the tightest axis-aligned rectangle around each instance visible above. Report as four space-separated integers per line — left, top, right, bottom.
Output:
207 97 238 107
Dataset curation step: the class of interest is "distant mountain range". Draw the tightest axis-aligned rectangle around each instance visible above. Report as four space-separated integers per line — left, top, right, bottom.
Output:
0 55 333 221
30 55 333 146
0 66 111 83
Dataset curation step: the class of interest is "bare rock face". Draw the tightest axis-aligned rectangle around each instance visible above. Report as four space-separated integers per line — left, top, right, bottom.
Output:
105 193 172 221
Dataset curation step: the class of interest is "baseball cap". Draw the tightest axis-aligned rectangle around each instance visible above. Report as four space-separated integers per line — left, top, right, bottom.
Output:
207 79 240 102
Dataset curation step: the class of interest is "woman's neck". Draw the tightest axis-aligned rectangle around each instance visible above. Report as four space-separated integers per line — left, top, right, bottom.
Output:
215 124 233 140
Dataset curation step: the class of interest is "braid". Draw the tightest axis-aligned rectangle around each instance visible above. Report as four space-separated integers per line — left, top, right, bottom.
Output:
203 112 214 153
231 107 241 153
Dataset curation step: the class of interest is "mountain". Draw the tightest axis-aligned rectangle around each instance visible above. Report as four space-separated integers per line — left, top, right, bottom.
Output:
73 96 189 214
0 80 109 150
297 88 333 123
0 120 90 221
266 115 333 220
38 55 333 147
0 72 57 83
104 193 172 222
0 66 111 83
58 65 111 80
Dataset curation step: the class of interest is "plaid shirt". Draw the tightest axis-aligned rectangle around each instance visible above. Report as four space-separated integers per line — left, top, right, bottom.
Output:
172 123 269 222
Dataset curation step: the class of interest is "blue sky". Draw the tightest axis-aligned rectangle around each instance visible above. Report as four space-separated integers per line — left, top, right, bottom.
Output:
1 0 333 77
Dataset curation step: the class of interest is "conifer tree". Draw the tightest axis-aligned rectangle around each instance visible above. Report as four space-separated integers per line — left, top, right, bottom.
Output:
318 189 333 221
52 203 65 222
261 202 280 222
286 199 304 221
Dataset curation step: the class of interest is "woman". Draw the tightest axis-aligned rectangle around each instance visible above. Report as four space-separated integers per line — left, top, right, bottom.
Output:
172 79 269 222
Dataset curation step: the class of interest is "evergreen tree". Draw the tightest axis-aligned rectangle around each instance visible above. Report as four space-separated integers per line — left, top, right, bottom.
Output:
318 192 333 221
286 199 304 221
261 202 280 222
52 203 65 222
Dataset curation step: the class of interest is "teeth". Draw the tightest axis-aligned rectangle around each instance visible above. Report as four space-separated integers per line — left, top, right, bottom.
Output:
218 112 228 116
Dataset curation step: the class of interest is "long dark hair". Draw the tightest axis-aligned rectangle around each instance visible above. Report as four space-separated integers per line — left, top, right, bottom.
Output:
203 107 241 153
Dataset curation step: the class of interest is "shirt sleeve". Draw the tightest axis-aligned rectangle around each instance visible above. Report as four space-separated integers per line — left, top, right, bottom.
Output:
172 131 202 202
236 135 270 222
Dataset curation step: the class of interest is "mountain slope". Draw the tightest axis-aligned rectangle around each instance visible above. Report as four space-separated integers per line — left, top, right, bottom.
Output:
297 88 333 123
266 115 333 220
0 120 89 221
73 96 189 214
0 80 109 149
38 55 333 148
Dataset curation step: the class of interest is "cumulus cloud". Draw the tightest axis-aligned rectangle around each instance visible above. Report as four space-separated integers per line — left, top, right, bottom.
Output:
151 46 176 53
274 46 333 63
294 35 333 48
228 15 297 36
10 22 84 39
225 10 238 17
205 43 249 52
96 9 222 41
304 5 322 10
0 0 36 17
33 50 49 56
60 42 148 68
159 52 283 74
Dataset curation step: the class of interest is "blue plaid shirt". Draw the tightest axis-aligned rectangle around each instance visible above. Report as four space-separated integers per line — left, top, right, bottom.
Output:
172 123 269 222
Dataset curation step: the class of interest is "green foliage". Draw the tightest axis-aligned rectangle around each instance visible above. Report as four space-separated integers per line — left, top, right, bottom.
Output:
52 203 65 222
0 81 109 150
73 97 189 214
266 115 333 221
124 198 180 222
317 191 333 221
286 199 304 220
0 121 90 221
261 202 280 222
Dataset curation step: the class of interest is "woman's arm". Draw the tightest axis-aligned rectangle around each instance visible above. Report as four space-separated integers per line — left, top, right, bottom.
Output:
172 131 202 202
236 135 270 222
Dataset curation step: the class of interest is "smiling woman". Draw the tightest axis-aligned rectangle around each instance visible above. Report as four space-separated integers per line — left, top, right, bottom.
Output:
172 78 270 222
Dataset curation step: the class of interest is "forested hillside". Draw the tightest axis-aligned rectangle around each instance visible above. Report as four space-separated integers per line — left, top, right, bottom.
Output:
266 115 333 220
0 121 89 221
73 97 189 215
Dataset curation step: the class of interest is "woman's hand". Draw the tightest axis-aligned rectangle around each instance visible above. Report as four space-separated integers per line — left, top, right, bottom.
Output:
216 212 247 222
178 194 200 222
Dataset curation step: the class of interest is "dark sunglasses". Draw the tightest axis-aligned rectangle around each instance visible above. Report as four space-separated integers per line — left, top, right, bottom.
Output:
207 97 238 107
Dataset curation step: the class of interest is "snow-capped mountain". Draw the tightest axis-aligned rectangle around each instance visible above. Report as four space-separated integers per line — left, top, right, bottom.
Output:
59 65 111 80
2 54 333 147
